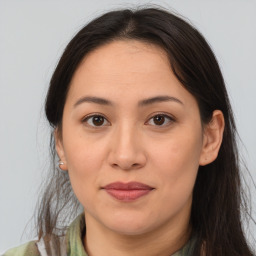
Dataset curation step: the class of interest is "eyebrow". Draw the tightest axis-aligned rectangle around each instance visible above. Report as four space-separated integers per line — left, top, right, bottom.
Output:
73 95 184 108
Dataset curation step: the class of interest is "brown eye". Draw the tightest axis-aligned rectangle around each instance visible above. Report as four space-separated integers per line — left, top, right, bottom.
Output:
92 116 104 126
148 114 174 126
83 115 109 127
153 115 165 125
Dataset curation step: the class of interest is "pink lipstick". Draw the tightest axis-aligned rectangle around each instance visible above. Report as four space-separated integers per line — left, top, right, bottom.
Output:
103 182 154 201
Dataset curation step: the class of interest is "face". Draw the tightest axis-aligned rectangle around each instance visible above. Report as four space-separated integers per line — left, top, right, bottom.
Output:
56 40 207 237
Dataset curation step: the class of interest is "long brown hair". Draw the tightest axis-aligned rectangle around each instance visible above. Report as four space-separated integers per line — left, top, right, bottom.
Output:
35 6 255 255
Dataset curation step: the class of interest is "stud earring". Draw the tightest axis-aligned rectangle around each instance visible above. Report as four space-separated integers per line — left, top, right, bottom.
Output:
58 160 67 171
59 161 64 167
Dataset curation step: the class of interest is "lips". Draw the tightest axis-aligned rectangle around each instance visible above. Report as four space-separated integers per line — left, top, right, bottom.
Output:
102 182 154 201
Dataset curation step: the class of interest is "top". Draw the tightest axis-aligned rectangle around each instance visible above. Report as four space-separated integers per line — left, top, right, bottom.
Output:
3 213 195 256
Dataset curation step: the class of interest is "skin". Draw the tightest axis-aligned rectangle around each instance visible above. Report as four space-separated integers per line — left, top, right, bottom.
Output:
55 40 224 256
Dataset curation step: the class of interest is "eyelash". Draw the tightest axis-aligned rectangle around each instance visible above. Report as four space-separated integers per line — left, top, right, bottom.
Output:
81 112 175 129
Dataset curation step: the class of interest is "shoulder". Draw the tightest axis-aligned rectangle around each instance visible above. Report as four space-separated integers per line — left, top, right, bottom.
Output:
3 240 40 256
3 213 85 256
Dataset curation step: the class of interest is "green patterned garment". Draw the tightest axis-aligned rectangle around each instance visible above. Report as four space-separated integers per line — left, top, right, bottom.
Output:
3 213 195 256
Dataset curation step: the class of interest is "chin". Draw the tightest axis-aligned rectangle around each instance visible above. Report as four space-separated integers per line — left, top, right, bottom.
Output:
110 224 151 236
102 214 156 236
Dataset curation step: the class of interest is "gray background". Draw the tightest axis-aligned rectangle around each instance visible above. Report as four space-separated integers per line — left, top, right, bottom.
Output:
0 0 255 253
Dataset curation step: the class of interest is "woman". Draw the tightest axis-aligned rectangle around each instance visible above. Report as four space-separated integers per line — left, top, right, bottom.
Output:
4 6 255 256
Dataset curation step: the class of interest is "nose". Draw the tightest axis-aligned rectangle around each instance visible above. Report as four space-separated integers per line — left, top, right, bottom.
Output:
107 124 147 171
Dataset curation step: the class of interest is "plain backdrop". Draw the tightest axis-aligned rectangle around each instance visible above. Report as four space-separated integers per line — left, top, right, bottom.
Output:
0 0 255 253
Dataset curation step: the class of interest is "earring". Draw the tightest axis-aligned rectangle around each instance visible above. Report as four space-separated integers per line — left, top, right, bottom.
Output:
58 160 67 171
59 161 64 167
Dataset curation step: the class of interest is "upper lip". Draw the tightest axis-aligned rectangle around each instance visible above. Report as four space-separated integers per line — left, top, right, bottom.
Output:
103 182 154 190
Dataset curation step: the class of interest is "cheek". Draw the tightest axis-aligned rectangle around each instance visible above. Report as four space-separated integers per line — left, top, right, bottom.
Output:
150 128 202 199
63 124 106 171
152 130 202 170
62 130 107 204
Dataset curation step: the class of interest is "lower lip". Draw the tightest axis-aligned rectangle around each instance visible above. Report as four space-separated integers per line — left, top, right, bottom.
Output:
104 189 152 201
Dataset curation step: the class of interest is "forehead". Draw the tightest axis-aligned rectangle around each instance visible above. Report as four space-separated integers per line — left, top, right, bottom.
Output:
72 40 171 85
82 39 169 68
66 40 195 107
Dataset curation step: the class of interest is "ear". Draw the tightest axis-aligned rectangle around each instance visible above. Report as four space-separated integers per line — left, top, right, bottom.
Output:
54 128 68 171
199 110 225 166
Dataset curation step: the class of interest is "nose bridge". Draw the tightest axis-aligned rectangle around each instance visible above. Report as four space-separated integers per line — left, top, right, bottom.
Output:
109 120 146 170
114 121 139 157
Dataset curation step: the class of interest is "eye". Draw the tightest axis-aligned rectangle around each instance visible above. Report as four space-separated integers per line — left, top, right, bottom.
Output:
82 114 109 127
82 113 174 128
147 114 175 127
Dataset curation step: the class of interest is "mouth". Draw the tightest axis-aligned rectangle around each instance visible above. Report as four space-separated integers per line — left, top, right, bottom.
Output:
102 182 154 202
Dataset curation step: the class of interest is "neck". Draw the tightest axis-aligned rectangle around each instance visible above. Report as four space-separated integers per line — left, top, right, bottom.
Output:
83 214 191 256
